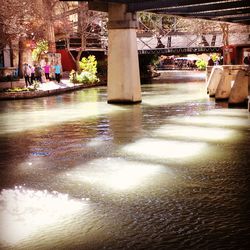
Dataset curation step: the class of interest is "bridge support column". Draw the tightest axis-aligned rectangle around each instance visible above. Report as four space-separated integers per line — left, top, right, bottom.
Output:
207 66 223 97
107 3 141 103
214 65 245 101
228 70 249 106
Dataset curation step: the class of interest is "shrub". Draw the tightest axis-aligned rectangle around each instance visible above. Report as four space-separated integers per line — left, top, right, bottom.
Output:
79 55 97 74
70 55 99 84
4 81 40 92
5 87 29 92
196 59 207 70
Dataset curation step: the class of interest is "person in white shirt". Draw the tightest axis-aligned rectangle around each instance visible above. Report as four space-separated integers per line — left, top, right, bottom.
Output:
23 63 31 87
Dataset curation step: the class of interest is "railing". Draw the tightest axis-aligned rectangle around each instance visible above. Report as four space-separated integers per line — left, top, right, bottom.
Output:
138 46 222 55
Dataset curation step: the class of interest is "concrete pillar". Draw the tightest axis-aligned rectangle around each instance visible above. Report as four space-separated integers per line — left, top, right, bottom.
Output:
206 66 223 97
215 67 235 100
206 66 213 83
107 3 141 103
228 70 249 105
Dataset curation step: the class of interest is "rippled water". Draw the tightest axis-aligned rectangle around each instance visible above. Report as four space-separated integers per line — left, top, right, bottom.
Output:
0 83 250 250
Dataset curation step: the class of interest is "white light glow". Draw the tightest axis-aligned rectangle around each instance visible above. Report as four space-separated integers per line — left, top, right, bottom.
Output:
202 108 249 118
169 115 250 128
154 125 235 141
0 187 87 246
0 102 127 134
65 158 171 191
122 138 207 159
86 138 107 147
142 92 205 106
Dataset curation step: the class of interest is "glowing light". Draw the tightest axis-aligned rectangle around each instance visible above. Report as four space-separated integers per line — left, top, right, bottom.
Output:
86 138 108 147
65 158 171 191
154 125 235 141
142 92 205 106
169 115 250 128
0 102 127 134
202 108 249 118
0 187 87 246
123 138 207 159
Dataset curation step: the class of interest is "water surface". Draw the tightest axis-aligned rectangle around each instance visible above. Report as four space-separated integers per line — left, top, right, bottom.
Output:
0 83 249 250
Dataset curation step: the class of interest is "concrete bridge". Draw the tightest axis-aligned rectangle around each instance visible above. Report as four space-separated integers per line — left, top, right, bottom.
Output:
63 0 249 104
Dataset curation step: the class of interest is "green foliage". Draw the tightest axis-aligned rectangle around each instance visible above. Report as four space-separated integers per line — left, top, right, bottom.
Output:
79 55 97 74
32 40 49 62
4 81 40 92
196 59 207 70
70 55 99 84
76 71 98 83
211 53 219 62
5 87 29 92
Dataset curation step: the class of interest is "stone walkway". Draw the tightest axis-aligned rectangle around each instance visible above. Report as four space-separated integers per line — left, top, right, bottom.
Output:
37 79 75 91
0 79 105 100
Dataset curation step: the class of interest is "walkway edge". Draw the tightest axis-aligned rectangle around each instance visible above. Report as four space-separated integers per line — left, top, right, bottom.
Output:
0 82 106 101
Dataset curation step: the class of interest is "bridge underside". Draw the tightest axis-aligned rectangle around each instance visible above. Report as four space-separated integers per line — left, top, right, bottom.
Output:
85 0 250 103
88 0 250 25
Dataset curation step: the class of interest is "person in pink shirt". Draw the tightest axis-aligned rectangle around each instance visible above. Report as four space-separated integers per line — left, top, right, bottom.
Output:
43 63 50 81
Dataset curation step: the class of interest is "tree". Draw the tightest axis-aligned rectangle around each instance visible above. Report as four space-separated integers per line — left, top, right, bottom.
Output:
0 0 45 76
41 0 72 52
75 2 106 72
32 40 49 62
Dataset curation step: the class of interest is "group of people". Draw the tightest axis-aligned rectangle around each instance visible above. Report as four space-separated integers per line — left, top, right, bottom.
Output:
208 56 223 66
23 62 62 87
158 56 197 70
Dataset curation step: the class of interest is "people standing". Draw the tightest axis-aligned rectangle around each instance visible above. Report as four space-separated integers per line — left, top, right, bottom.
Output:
53 62 61 83
215 58 220 65
243 54 250 65
243 54 250 71
30 64 35 85
208 57 214 66
34 64 42 83
23 63 31 87
43 63 50 81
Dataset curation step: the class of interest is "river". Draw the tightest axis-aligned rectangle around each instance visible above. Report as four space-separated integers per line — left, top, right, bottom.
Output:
0 82 249 250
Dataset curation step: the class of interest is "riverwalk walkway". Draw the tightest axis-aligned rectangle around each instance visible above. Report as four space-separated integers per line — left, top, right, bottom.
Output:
0 70 205 101
0 79 106 100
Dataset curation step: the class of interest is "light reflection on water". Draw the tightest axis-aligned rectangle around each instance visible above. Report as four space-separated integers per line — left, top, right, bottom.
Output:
154 125 236 141
0 187 88 246
64 157 173 191
0 101 127 135
169 114 250 128
0 83 250 249
123 138 207 160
